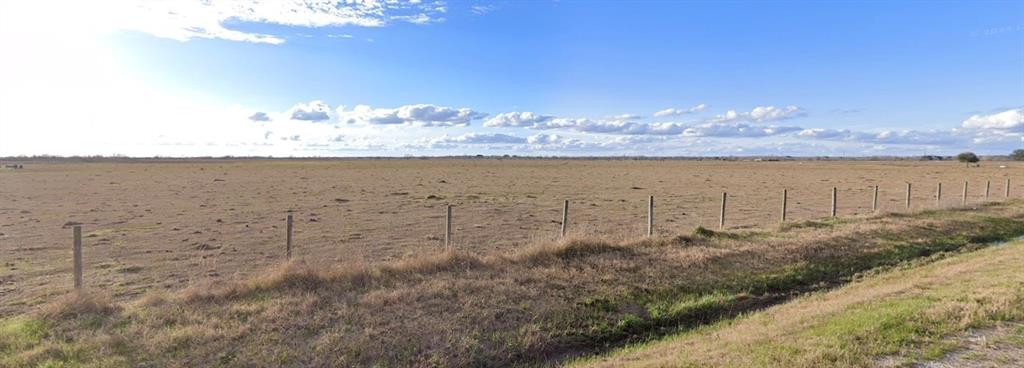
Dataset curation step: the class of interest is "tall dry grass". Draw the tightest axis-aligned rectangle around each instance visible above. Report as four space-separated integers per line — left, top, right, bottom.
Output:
3 201 1024 367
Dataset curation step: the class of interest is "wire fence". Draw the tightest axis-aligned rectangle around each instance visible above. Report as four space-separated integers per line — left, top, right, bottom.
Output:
59 177 1018 295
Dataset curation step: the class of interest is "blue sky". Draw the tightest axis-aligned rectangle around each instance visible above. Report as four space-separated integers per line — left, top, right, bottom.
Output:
0 0 1022 157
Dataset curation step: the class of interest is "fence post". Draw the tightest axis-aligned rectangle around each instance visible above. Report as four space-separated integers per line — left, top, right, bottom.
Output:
872 185 879 212
830 187 837 218
561 199 569 238
781 189 788 223
647 196 654 237
719 192 727 230
73 225 83 290
1007 178 1012 198
445 205 453 249
936 183 942 207
985 180 990 199
906 183 912 210
961 181 968 206
286 214 293 259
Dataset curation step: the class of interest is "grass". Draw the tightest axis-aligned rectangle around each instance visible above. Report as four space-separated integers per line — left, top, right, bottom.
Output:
1 201 1023 367
577 236 1024 367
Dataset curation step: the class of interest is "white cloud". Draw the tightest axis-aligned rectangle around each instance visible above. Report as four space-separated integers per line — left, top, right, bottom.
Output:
431 133 527 145
248 112 270 122
486 112 685 135
484 105 808 137
484 111 555 127
471 5 497 16
288 101 332 122
537 118 666 135
557 120 685 135
707 105 805 123
683 123 802 137
522 134 684 152
107 0 448 45
797 128 962 145
961 108 1023 131
606 113 643 121
653 104 707 117
338 104 487 127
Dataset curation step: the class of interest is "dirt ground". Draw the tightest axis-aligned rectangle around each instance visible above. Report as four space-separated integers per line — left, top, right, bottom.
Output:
0 159 1020 316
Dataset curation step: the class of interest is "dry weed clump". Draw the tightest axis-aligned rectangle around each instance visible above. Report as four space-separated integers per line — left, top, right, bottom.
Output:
513 237 626 264
35 290 118 320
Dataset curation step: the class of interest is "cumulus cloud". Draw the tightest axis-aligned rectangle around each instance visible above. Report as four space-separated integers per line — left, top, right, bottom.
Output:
432 133 527 145
797 128 961 145
525 134 593 150
682 123 802 137
653 104 707 117
488 111 799 137
339 104 486 127
707 105 806 124
118 0 449 44
486 113 685 135
248 112 270 122
558 120 685 135
484 111 555 127
606 113 643 121
486 105 807 137
288 101 332 122
524 134 676 152
961 108 1023 131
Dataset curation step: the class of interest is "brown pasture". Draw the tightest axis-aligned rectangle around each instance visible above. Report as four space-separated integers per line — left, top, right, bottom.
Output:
0 159 1020 316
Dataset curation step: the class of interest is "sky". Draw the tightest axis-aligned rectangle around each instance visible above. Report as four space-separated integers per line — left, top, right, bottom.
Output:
0 0 1022 157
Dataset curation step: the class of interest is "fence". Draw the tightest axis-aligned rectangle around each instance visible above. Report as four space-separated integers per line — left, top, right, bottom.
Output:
65 177 1018 292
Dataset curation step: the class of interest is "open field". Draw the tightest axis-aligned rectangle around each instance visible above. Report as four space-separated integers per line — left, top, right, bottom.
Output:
1 197 1023 366
0 159 1021 317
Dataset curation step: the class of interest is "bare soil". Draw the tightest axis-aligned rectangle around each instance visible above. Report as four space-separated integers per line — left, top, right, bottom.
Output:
0 159 1020 316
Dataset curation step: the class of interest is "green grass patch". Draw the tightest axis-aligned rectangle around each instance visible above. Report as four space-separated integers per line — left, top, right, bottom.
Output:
0 317 47 357
576 240 1024 368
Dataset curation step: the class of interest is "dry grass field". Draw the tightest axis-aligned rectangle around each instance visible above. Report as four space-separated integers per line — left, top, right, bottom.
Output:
0 159 1020 317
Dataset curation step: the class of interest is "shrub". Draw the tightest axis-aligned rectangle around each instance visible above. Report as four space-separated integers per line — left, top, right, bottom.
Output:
956 152 979 167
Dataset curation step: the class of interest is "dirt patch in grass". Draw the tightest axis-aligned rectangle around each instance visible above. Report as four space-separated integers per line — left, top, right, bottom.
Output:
878 322 1024 367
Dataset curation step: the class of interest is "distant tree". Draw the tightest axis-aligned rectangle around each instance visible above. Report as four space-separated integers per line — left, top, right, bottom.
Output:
1012 149 1024 161
956 152 980 167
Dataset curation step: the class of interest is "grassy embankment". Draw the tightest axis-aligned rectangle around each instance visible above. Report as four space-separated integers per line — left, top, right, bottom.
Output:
2 201 1024 367
578 232 1024 367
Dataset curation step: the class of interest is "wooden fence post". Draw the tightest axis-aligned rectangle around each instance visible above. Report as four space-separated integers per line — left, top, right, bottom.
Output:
961 181 968 206
286 214 293 259
936 183 942 207
830 187 837 218
906 183 912 210
647 196 654 237
445 205 453 249
73 225 83 290
985 180 990 199
561 199 569 238
872 185 879 212
781 189 788 223
1007 178 1012 198
719 192 727 230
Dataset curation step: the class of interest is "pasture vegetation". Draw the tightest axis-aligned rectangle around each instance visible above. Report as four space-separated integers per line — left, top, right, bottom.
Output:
2 201 1024 367
2 159 1019 318
578 235 1024 367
